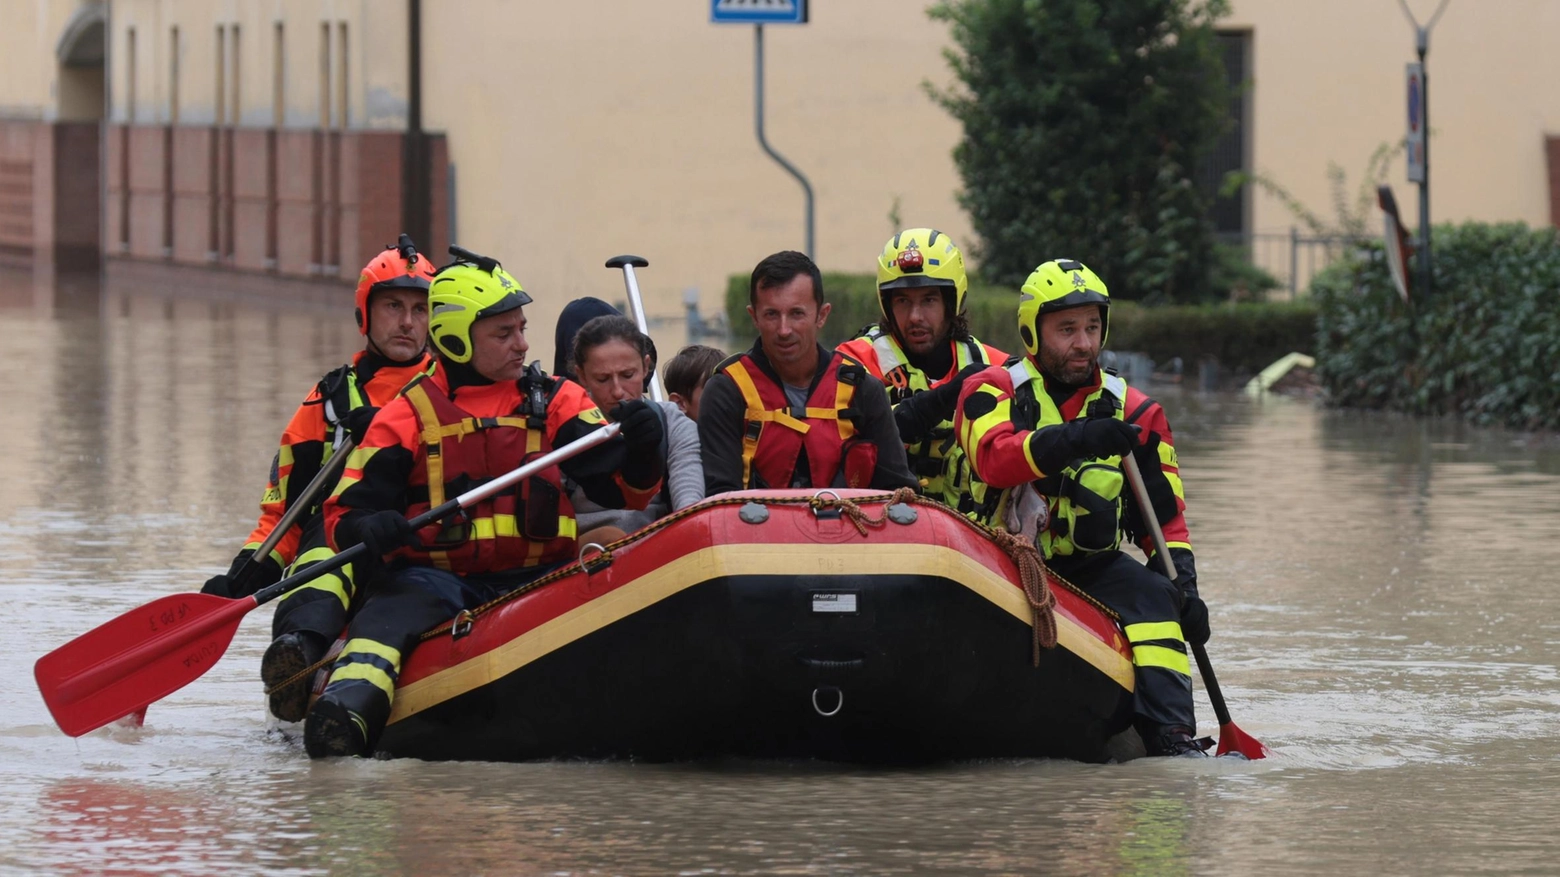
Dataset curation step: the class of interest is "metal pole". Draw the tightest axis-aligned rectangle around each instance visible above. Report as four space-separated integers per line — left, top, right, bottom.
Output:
1416 32 1431 302
754 24 815 259
403 0 431 249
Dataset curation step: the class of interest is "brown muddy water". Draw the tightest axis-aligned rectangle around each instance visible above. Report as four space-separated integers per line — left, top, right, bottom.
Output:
2 271 1559 876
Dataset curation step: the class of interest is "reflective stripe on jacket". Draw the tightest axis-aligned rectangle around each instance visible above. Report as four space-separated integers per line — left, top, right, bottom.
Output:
717 350 876 490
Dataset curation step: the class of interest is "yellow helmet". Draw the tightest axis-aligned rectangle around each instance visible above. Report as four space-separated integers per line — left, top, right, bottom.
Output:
428 247 532 363
876 228 968 322
1016 259 1110 356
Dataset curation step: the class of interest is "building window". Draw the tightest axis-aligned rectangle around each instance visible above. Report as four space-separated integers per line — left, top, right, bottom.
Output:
1200 29 1252 237
318 22 331 128
230 25 242 125
273 23 284 128
336 22 349 129
169 27 179 124
215 25 225 125
126 26 136 123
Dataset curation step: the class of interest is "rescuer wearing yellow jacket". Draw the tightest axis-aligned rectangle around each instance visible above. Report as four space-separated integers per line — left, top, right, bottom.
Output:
200 235 436 723
305 248 664 759
954 259 1210 757
836 229 1005 512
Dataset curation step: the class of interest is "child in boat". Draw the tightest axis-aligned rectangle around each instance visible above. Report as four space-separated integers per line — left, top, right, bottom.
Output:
569 315 705 544
662 344 726 422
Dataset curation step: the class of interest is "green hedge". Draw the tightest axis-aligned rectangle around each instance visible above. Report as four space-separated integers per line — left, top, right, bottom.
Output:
1312 222 1560 430
725 273 1315 374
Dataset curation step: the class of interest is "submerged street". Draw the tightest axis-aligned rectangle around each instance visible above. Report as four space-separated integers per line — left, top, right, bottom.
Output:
3 276 1559 875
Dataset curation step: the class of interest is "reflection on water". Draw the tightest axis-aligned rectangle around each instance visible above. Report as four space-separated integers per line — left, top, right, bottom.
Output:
3 268 1559 875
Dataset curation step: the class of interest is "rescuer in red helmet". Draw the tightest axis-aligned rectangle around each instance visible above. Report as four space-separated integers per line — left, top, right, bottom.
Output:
201 234 436 724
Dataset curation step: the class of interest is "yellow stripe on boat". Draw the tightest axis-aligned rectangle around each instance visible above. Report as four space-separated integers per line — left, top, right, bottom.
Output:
387 542 1134 723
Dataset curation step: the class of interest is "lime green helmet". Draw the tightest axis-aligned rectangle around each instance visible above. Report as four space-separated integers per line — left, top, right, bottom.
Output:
1016 259 1110 356
428 247 532 363
876 228 968 322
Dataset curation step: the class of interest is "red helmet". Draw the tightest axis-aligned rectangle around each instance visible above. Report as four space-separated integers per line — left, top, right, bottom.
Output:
355 234 435 335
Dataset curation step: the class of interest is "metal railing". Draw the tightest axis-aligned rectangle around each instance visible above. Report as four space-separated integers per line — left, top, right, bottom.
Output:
1219 229 1371 298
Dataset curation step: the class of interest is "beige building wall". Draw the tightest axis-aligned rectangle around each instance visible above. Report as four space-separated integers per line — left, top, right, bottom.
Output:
0 0 103 120
421 1 972 366
107 0 408 129
1226 0 1560 235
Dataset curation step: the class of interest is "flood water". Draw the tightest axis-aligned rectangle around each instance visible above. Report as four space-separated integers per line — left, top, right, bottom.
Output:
4 270 1560 875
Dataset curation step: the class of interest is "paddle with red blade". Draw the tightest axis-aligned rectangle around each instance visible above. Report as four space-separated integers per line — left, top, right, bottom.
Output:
1123 454 1270 759
34 422 621 738
107 438 363 730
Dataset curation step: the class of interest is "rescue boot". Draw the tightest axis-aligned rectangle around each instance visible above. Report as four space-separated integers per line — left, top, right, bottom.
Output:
303 693 372 759
1140 723 1211 758
260 631 328 723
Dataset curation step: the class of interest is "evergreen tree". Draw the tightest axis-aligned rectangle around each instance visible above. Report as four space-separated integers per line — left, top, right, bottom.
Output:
929 0 1232 302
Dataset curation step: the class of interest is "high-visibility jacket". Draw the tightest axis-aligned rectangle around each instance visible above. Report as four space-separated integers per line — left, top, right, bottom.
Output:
243 350 435 569
955 358 1192 570
324 363 658 575
715 349 878 491
837 325 1004 509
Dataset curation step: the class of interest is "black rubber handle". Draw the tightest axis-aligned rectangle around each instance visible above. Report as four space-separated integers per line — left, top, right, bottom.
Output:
605 255 649 269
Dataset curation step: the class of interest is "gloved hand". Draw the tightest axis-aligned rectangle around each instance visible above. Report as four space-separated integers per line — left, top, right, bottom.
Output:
354 509 418 558
342 405 381 444
613 399 664 450
1077 419 1140 460
200 549 283 599
929 363 988 421
1180 592 1211 645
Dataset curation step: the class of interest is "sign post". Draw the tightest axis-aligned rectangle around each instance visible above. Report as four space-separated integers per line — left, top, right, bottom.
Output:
711 1 814 259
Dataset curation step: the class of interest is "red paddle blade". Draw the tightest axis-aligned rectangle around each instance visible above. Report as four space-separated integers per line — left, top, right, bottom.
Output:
34 592 256 737
1215 720 1271 759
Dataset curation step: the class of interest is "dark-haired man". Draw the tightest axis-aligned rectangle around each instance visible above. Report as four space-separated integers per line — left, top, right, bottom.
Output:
699 250 917 495
838 228 1005 513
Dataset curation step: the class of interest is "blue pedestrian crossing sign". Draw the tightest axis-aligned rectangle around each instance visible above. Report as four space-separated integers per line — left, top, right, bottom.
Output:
711 0 809 24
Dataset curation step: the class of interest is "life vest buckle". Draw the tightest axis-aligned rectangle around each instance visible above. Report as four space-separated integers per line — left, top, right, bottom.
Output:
451 609 474 640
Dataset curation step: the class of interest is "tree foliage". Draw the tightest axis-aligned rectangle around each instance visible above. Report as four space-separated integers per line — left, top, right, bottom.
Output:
928 0 1232 302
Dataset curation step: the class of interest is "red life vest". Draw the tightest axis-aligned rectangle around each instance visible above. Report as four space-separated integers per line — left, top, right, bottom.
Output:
397 375 578 574
719 350 878 490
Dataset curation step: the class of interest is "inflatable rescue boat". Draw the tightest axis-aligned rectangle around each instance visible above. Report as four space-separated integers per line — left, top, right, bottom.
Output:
368 489 1138 763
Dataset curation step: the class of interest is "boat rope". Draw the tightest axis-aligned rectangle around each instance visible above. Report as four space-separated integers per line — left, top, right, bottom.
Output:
987 527 1058 665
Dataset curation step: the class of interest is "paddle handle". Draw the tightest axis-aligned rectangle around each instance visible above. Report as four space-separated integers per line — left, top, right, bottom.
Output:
606 255 666 402
233 437 358 586
249 422 622 606
1121 454 1233 728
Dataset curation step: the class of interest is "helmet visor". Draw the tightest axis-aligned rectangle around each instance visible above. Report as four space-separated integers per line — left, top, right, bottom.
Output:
879 276 957 292
1038 288 1109 313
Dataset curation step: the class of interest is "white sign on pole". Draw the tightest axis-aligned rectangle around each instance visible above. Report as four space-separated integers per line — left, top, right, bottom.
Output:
1405 63 1426 183
710 0 808 24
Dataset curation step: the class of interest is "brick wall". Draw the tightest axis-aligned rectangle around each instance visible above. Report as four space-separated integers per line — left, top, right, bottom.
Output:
0 120 101 264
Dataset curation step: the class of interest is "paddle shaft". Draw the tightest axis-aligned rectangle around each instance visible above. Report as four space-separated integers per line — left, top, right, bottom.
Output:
250 420 621 606
231 437 358 588
1121 454 1234 729
606 256 666 402
42 422 621 717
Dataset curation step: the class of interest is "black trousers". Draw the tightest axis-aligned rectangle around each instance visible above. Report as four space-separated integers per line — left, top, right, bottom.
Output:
1049 550 1196 730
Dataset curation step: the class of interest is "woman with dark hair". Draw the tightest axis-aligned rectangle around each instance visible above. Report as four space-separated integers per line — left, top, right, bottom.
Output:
568 314 704 542
553 297 621 378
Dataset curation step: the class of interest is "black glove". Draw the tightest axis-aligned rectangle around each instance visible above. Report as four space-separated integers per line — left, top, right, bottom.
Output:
930 364 988 421
1180 593 1211 645
1077 419 1140 460
613 399 664 450
353 510 418 558
200 549 283 599
342 405 381 444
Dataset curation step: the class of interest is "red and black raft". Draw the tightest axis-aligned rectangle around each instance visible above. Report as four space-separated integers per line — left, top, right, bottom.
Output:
370 489 1138 763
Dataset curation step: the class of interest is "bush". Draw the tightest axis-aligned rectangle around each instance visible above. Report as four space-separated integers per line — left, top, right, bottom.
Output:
725 273 1315 373
927 0 1233 302
1312 222 1560 430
